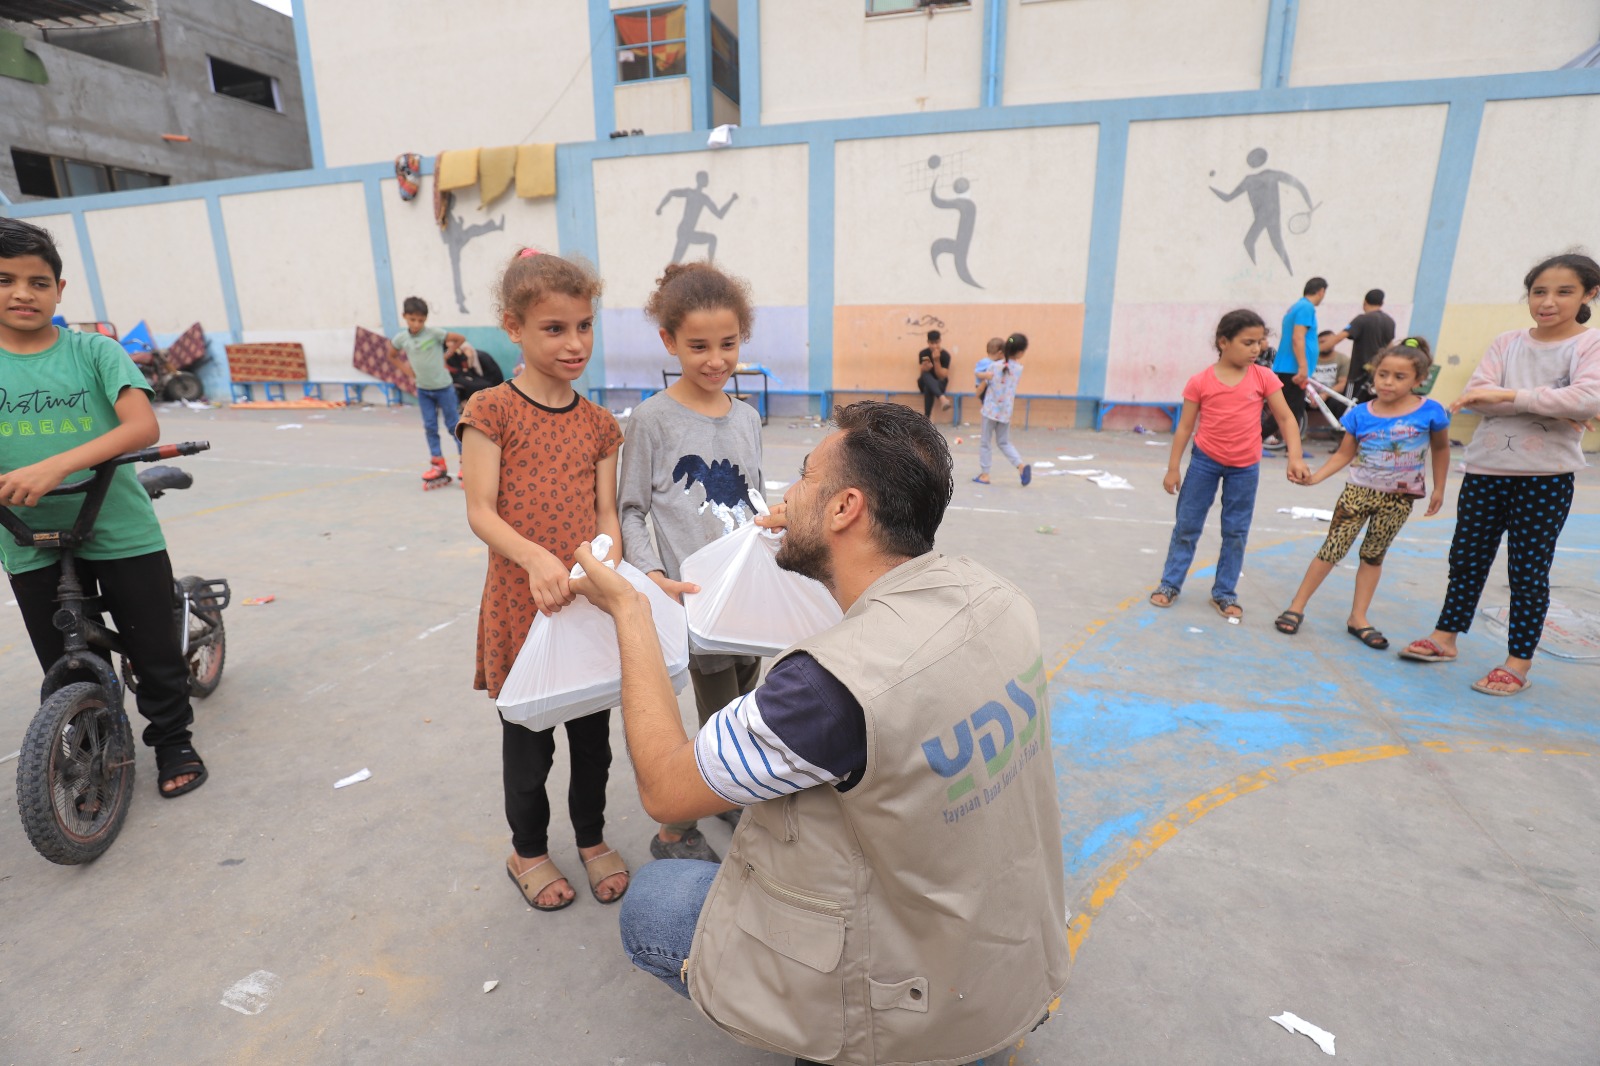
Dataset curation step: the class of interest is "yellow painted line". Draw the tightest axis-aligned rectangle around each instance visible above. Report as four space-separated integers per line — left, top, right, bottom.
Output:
163 471 391 522
1065 740 1594 962
1046 592 1143 680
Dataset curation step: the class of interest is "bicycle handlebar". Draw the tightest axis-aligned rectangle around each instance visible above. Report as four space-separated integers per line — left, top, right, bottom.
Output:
43 441 211 497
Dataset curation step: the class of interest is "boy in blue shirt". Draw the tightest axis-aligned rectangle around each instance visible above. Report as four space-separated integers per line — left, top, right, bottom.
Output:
390 296 467 485
0 218 207 798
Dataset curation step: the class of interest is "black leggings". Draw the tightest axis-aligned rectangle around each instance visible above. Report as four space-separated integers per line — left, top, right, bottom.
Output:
500 710 612 858
1265 371 1305 439
1435 472 1575 660
8 550 194 750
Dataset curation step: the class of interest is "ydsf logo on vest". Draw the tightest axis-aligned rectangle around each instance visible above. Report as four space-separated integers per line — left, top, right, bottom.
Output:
921 657 1047 825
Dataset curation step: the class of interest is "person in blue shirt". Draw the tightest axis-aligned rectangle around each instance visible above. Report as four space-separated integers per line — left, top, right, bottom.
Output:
1268 276 1328 443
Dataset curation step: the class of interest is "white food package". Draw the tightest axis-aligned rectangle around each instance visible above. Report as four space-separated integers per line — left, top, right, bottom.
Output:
680 491 843 657
497 535 690 731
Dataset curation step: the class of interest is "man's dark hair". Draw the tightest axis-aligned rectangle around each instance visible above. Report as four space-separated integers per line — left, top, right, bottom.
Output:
1303 277 1328 297
829 401 953 557
926 330 941 343
1364 288 1385 306
0 218 63 280
403 296 429 316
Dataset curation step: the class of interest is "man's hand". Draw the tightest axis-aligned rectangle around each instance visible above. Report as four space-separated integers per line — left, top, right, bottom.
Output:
1163 469 1181 495
523 547 576 616
0 457 70 508
647 570 700 604
754 501 787 531
1292 369 1309 388
1425 490 1444 517
571 542 646 618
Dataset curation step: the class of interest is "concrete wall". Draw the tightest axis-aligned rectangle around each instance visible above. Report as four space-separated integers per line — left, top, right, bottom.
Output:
302 0 594 168
0 0 310 202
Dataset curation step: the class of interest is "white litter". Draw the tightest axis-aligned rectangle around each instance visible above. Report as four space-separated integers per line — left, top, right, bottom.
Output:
1277 507 1334 522
764 480 789 492
1032 461 1056 469
183 400 213 410
333 768 372 789
483 980 499 994
1088 473 1134 491
220 970 282 1015
275 423 302 430
707 122 738 148
1269 1012 1336 1056
1145 440 1166 446
1187 627 1203 633
1057 454 1094 461
1229 617 1240 626
1062 468 1106 477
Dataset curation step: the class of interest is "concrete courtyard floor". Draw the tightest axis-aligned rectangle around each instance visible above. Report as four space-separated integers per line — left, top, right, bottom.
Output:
1 402 1596 1065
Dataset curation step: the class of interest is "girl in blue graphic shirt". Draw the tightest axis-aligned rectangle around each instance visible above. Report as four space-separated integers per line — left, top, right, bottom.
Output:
1275 338 1450 648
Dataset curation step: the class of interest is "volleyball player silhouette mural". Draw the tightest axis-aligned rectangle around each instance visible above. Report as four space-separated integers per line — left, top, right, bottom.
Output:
924 154 982 289
658 171 738 263
1209 147 1319 276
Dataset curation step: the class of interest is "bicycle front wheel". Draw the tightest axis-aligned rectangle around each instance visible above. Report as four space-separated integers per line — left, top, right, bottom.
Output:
15 682 136 865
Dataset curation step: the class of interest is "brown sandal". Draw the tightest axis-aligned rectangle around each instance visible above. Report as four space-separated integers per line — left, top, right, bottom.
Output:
506 857 574 912
583 848 630 905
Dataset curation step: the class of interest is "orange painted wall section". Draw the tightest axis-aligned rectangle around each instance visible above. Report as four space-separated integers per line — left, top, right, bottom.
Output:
832 305 1084 394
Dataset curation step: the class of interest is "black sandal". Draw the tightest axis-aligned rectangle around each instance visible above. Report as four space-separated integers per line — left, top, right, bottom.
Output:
1347 625 1389 650
155 744 208 799
1274 610 1304 635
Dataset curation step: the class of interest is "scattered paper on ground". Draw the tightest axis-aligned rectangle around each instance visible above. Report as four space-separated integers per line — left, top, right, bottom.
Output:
1057 454 1094 461
483 980 498 994
1269 1012 1336 1056
1032 461 1056 468
275 423 303 430
1062 468 1106 477
220 970 282 1016
764 481 789 491
1088 473 1134 491
1481 591 1600 660
1145 440 1167 446
334 768 372 789
1278 507 1334 521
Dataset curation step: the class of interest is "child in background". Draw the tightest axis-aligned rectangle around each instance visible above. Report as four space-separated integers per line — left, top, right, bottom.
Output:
391 296 468 487
1401 253 1600 696
0 218 208 798
619 262 763 864
974 336 1002 403
974 332 1031 486
1152 310 1310 619
1275 338 1450 648
458 250 629 911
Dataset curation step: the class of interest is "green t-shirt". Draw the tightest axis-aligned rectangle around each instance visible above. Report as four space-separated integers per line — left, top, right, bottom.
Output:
391 326 452 391
0 328 166 575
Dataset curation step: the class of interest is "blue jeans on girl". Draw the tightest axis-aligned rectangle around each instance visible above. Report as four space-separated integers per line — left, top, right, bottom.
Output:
417 385 461 458
1158 444 1260 603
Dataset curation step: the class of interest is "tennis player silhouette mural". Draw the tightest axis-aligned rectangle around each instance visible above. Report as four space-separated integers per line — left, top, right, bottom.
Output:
658 171 738 263
1209 147 1318 276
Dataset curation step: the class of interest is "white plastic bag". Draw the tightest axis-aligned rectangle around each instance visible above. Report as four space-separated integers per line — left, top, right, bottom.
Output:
497 535 690 731
680 492 843 657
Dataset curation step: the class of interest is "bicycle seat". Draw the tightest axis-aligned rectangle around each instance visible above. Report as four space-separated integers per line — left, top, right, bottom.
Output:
137 466 192 498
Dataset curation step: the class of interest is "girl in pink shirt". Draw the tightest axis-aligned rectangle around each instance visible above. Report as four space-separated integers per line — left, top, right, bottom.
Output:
1151 309 1310 619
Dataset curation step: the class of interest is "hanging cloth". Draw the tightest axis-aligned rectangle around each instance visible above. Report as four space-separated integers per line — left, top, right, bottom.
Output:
478 145 517 206
515 143 557 199
432 153 451 229
437 148 480 192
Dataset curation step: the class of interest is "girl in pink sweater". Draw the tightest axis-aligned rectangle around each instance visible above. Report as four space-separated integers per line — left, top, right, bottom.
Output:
1400 253 1600 695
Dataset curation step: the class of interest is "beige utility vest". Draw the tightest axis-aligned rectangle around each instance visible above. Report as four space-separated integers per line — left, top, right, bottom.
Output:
686 553 1069 1066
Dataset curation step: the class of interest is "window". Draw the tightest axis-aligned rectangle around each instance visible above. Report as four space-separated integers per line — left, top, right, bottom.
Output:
207 55 281 111
866 0 969 13
710 15 738 103
614 4 686 83
8 148 168 199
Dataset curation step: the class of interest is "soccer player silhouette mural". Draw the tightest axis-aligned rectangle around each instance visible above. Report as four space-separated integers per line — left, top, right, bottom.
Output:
658 171 739 263
1209 147 1318 276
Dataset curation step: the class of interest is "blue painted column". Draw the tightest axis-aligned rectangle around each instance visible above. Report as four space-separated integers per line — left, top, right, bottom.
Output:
737 0 761 125
981 0 1008 107
69 210 108 323
1259 0 1301 90
362 178 401 337
1408 97 1486 347
1077 118 1130 403
289 0 326 169
806 137 836 404
203 195 244 338
688 0 713 129
588 0 618 139
555 144 607 388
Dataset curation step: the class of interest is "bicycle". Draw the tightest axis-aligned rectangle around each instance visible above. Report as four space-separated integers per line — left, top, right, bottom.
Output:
1 442 230 865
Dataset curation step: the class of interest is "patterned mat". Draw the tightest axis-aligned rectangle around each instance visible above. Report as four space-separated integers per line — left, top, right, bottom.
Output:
226 342 307 382
167 323 207 370
352 327 417 396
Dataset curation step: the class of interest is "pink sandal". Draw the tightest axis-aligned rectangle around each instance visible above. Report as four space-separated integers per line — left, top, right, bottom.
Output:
1470 667 1531 697
1398 638 1456 663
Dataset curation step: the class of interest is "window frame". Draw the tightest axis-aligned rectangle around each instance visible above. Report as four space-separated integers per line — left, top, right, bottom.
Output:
8 147 168 200
709 12 739 105
613 3 689 85
206 54 284 113
865 0 971 15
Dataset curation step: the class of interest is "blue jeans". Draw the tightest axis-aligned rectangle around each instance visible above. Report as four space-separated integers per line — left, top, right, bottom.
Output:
417 385 461 458
1158 444 1259 602
619 858 720 999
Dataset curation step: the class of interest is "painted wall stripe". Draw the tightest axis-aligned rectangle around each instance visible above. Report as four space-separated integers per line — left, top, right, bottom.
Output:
289 0 326 170
204 195 244 338
737 0 761 125
689 0 713 130
1259 0 1301 91
981 0 1007 107
69 210 108 323
362 178 400 338
555 144 607 388
1077 118 1129 400
1409 96 1486 349
588 0 618 140
806 136 835 397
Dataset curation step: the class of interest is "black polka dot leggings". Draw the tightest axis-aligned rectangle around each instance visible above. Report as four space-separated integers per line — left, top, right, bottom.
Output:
1435 472 1575 660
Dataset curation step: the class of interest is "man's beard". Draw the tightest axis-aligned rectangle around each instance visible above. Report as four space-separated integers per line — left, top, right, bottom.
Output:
774 524 833 590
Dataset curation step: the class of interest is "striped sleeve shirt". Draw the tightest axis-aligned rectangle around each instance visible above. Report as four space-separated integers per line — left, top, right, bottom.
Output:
693 652 867 805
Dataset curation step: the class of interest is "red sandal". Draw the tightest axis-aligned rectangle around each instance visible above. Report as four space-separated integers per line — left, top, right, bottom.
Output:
1470 667 1531 697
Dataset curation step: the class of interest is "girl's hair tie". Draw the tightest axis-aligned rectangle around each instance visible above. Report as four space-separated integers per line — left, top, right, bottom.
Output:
518 248 542 259
1402 337 1420 348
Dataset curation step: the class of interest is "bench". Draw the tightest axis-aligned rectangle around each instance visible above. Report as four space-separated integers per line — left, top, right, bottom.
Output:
229 381 407 405
1093 401 1181 431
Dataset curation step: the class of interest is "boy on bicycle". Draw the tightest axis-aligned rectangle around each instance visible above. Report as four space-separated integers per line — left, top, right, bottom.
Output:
0 218 206 798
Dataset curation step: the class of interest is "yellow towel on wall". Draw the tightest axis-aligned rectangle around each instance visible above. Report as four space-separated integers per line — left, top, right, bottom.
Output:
479 145 516 205
437 148 479 192
516 143 557 199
